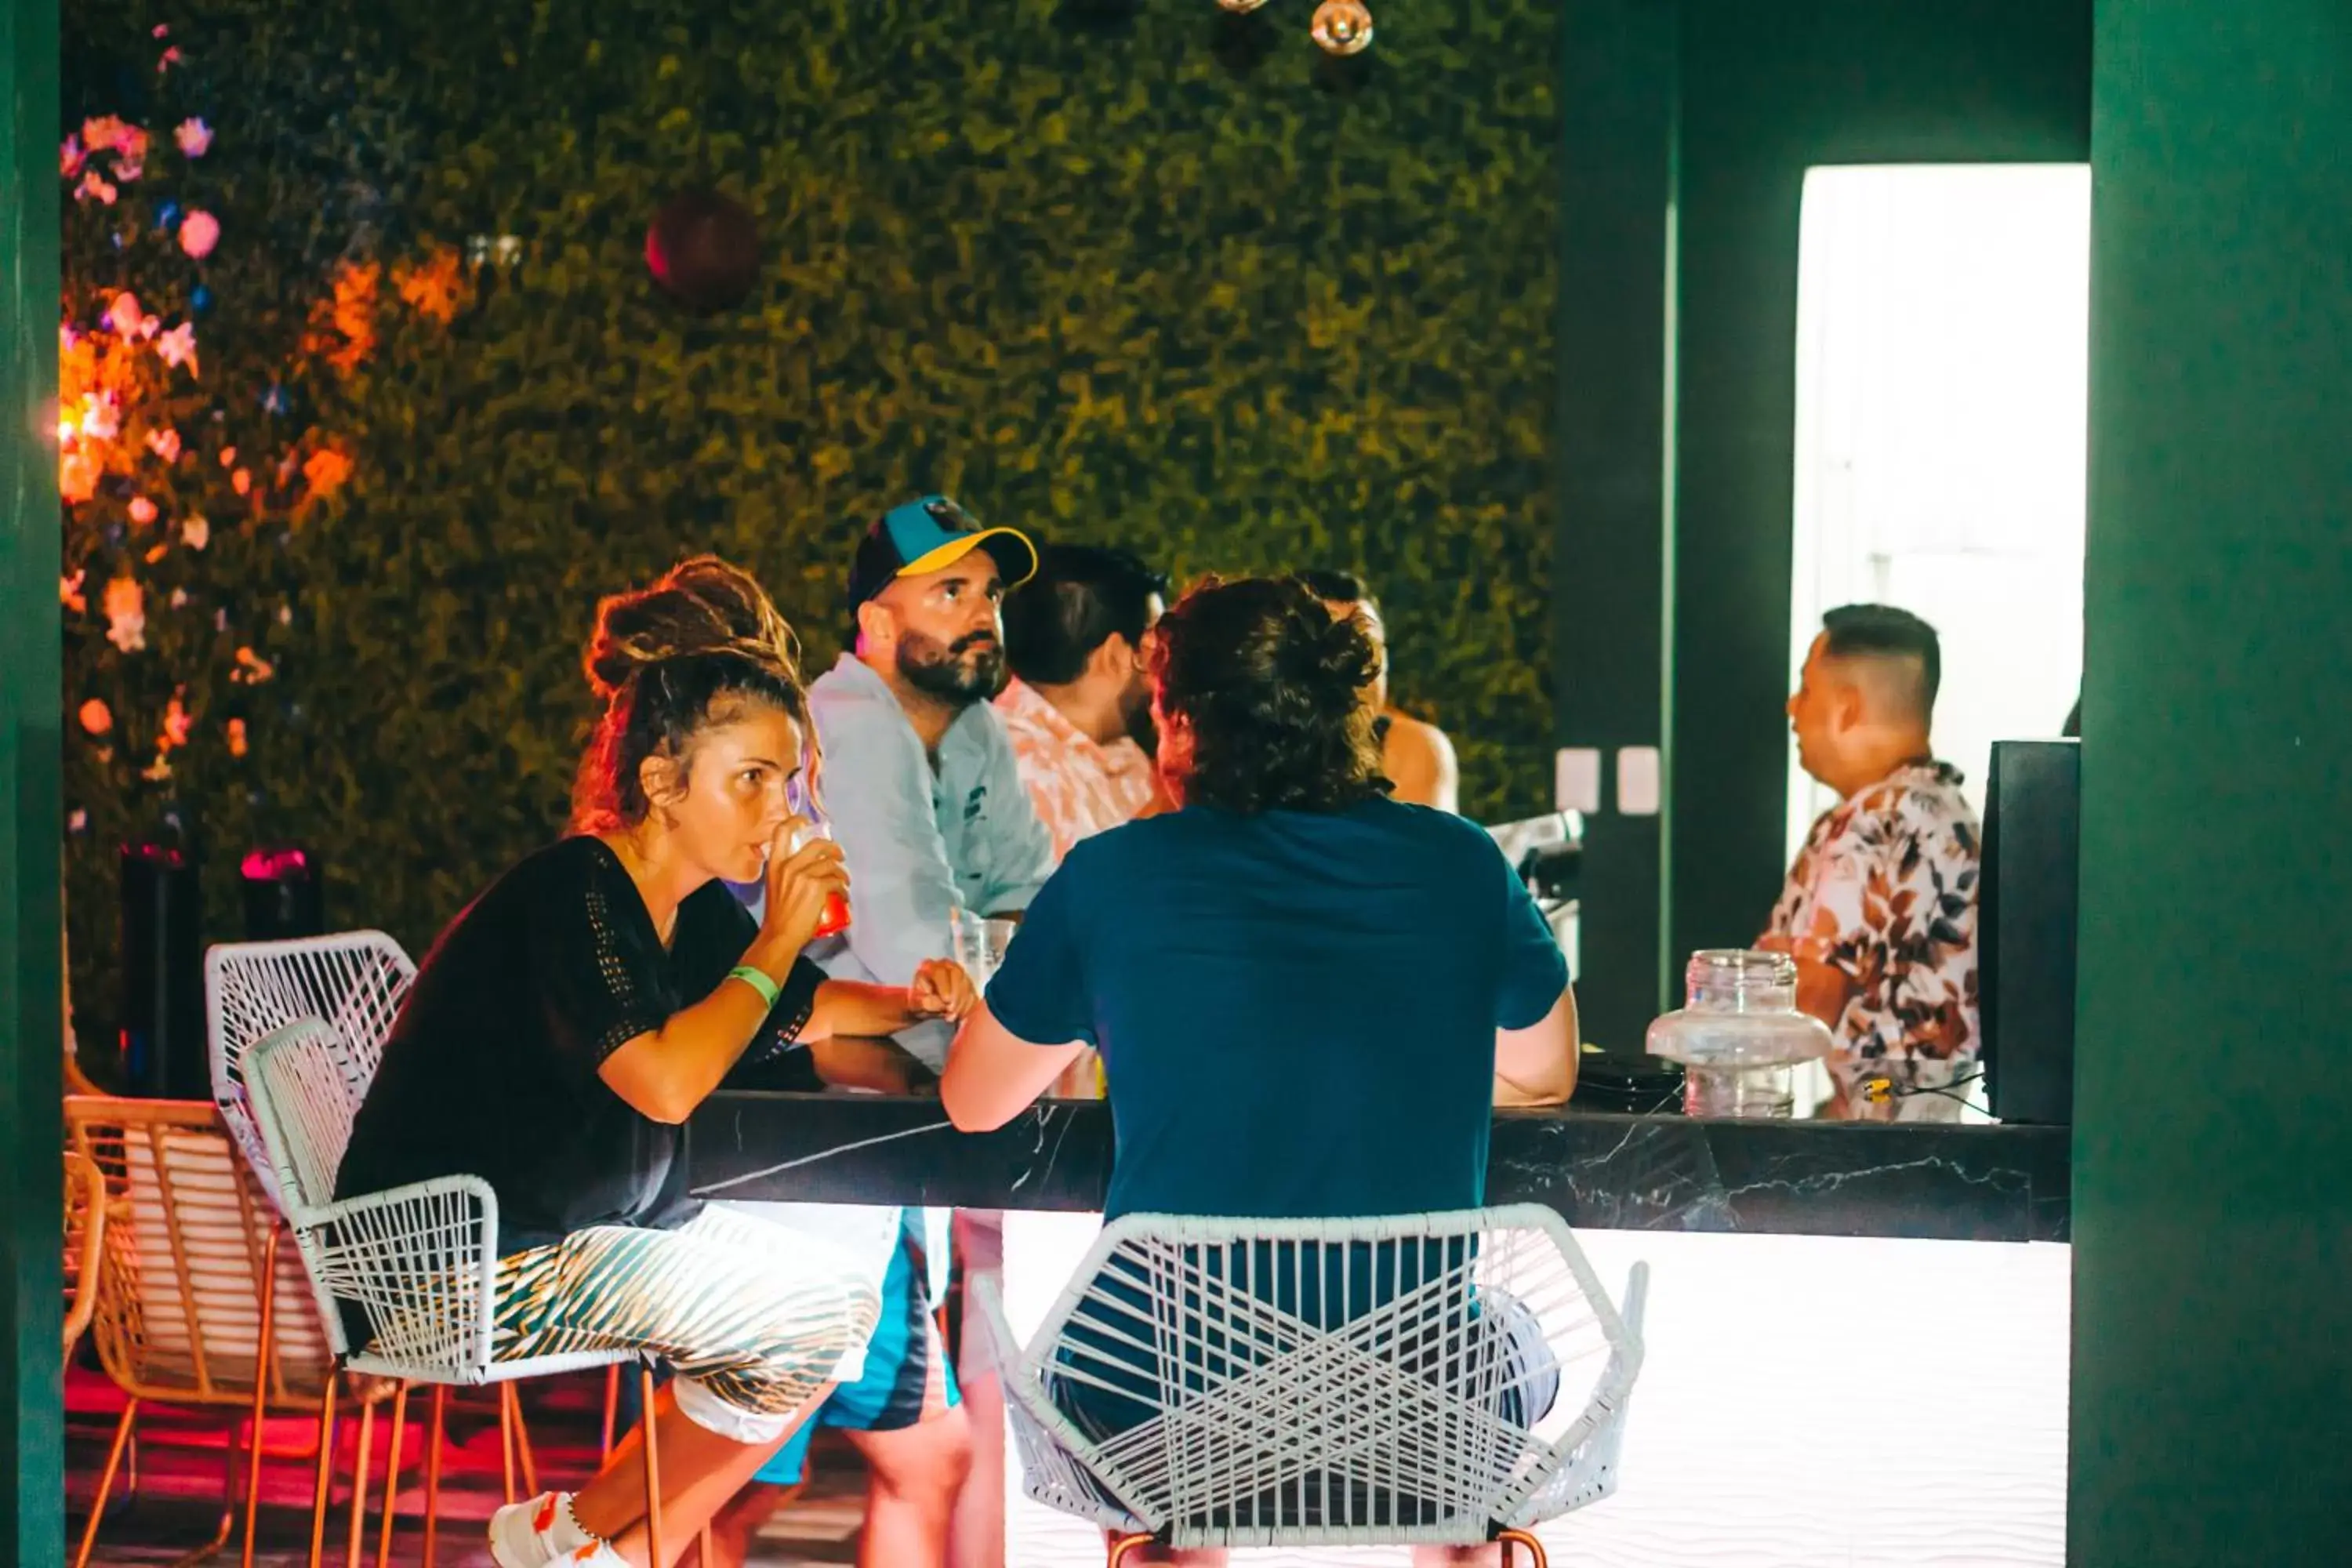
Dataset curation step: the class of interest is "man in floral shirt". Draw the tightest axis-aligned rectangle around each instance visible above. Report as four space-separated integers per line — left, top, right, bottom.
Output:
1766 604 1980 1121
995 543 1171 860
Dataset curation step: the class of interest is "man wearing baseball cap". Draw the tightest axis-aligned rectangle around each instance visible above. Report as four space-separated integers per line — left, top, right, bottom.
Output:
709 496 1054 1568
815 494 1053 1062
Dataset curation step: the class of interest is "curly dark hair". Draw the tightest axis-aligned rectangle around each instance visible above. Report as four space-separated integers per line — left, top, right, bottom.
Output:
569 556 811 834
1150 575 1385 815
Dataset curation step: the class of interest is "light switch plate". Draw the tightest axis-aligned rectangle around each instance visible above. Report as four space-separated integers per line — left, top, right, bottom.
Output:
1554 748 1602 815
1617 746 1662 815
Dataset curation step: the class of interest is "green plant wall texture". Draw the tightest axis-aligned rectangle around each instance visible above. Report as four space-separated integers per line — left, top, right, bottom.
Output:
63 0 1560 1013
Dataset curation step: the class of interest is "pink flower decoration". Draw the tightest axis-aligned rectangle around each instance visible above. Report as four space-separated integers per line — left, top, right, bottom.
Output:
81 116 132 153
155 321 199 373
60 135 85 176
178 209 220 259
78 394 121 441
174 118 212 158
75 172 118 206
158 46 184 73
103 125 148 181
128 496 158 526
146 427 182 463
181 514 211 550
106 292 143 337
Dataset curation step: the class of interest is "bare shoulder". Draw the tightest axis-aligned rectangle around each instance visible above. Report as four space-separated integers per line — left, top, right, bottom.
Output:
1381 711 1461 812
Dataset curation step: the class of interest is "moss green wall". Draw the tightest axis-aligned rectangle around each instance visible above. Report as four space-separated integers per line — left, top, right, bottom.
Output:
60 0 1563 1008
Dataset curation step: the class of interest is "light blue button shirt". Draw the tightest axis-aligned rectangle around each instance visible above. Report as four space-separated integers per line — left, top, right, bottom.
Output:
800 653 1055 1069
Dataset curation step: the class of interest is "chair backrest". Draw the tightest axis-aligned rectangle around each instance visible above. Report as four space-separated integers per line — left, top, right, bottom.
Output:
205 931 415 1190
63 1149 108 1356
63 1096 339 1407
248 1018 514 1376
1004 1204 1644 1549
240 1017 363 1216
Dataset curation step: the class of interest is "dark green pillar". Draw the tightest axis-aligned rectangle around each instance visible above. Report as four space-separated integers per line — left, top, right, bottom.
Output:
2071 2 2351 1562
1553 0 1679 1048
2 0 66 1560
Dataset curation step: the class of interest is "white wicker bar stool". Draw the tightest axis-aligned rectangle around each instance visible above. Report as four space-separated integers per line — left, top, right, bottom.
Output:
242 1018 684 1568
975 1206 1648 1566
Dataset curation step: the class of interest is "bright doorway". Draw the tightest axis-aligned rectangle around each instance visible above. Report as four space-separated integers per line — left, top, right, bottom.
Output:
1787 164 2091 858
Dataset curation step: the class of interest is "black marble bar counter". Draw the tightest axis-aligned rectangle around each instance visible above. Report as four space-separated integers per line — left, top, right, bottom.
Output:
687 1093 2071 1243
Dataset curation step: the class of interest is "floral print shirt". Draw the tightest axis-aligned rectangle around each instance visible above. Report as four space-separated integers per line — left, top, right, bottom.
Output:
1766 760 1982 1122
994 678 1160 864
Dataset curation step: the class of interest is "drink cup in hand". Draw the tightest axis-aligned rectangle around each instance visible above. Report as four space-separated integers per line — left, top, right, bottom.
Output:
791 819 851 938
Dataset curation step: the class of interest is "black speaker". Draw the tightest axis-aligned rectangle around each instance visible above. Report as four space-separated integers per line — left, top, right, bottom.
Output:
1979 739 2080 1124
119 839 208 1099
241 843 324 939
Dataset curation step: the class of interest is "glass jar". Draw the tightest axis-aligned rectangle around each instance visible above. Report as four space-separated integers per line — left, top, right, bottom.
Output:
1645 949 1836 1118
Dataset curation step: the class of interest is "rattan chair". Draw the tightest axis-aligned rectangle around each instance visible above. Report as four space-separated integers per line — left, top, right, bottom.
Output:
243 1018 691 1568
204 931 416 1200
62 1095 398 1568
975 1206 1648 1567
64 1148 108 1357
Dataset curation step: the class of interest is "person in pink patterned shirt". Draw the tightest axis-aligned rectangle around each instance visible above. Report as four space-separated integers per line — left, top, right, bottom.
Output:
994 544 1172 861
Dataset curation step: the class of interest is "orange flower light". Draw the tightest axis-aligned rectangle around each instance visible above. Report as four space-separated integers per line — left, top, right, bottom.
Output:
78 698 113 735
306 260 382 375
302 445 354 504
393 245 470 324
60 452 99 505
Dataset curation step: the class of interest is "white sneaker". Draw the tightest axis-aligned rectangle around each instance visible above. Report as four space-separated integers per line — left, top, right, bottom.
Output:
488 1492 591 1568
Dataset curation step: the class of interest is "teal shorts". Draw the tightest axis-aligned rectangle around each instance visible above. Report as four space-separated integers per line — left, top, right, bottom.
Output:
756 1214 960 1486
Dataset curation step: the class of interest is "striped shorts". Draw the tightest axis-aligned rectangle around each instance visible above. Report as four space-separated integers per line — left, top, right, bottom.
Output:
492 1206 880 1442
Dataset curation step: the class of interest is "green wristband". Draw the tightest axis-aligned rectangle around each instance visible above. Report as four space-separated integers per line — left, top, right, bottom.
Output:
727 964 782 1010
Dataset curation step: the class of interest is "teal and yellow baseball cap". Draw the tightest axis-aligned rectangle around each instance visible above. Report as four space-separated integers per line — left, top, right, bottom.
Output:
846 495 1038 615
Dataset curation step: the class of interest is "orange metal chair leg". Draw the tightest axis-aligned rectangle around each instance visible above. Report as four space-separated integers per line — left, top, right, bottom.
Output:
344 1397 377 1568
498 1382 520 1503
1106 1533 1156 1567
73 1397 140 1568
374 1384 411 1568
308 1379 341 1568
422 1385 448 1568
510 1381 543 1498
1498 1528 1548 1567
641 1367 667 1568
240 1225 283 1568
602 1364 621 1459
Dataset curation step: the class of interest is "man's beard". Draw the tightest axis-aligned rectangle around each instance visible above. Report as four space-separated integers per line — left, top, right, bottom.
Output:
896 628 1007 706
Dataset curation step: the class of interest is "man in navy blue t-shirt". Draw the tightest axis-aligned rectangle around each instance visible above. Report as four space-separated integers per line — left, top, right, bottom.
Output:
941 575 1577 1219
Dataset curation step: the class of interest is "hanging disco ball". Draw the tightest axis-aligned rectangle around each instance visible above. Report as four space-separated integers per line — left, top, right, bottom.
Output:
645 190 762 314
1310 0 1374 54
